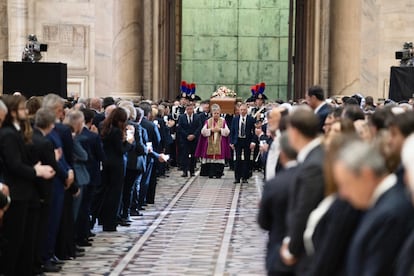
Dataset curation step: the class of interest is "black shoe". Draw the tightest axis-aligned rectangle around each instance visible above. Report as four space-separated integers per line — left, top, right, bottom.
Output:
76 246 85 252
42 262 62 273
138 207 145 211
77 239 92 247
118 219 131 227
50 255 65 265
130 210 143 216
75 252 85 258
121 217 132 223
233 179 240 184
190 173 195 177
242 179 248 183
181 173 188 177
103 225 117 232
88 232 96 237
209 175 213 178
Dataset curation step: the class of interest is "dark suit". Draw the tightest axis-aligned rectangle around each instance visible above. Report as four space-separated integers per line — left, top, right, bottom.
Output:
230 115 256 182
346 183 414 276
177 113 202 175
315 103 331 132
100 127 132 230
30 128 60 272
396 230 414 276
139 118 161 206
258 165 298 276
286 144 325 274
306 198 361 276
0 125 39 275
122 121 146 219
92 110 105 130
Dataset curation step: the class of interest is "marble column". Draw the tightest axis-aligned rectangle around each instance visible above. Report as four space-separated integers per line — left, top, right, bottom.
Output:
112 0 142 96
0 0 8 90
329 0 361 96
7 0 27 61
142 0 153 100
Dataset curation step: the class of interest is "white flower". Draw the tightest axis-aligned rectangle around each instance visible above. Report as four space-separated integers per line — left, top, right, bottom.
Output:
211 86 237 98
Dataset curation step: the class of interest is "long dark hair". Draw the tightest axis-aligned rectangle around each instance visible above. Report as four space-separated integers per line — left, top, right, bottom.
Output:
101 107 127 139
2 94 33 144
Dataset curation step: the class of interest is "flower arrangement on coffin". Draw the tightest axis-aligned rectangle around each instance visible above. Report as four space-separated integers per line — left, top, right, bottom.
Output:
210 86 237 114
211 86 237 98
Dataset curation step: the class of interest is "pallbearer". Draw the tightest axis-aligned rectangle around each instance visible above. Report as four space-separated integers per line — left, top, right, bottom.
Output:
230 103 256 183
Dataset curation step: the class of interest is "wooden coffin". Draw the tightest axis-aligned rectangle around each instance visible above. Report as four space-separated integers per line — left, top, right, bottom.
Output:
210 97 237 115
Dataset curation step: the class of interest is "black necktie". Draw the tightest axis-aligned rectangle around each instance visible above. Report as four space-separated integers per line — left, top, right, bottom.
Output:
241 117 246 137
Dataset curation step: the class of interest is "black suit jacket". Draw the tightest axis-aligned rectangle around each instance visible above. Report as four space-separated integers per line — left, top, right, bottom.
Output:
306 198 361 276
30 128 59 203
258 165 299 274
287 145 325 258
177 113 202 146
126 121 146 170
316 103 331 132
80 127 105 184
92 110 105 129
230 115 256 145
54 122 74 167
396 230 414 276
0 125 37 201
346 184 414 276
141 118 160 152
102 127 132 168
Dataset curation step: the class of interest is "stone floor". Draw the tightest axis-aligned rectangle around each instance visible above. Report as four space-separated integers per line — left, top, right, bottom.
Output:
50 168 267 276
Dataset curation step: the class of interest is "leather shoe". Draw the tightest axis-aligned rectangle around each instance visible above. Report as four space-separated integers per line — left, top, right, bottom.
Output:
242 179 248 183
190 173 195 177
42 262 61 273
77 239 92 247
118 219 131 227
50 255 65 265
181 173 188 177
138 207 145 211
233 179 240 184
103 226 117 232
76 246 85 252
130 210 143 216
75 252 85 258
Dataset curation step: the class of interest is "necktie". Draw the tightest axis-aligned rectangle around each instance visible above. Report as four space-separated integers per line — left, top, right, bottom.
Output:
241 117 246 137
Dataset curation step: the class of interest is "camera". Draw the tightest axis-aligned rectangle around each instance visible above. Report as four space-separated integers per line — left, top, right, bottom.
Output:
22 34 48 63
395 42 414 66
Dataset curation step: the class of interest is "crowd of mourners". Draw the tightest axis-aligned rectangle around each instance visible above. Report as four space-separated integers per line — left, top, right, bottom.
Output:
0 84 413 276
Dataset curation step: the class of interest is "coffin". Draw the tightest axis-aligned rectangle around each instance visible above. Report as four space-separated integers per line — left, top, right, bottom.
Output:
210 97 236 115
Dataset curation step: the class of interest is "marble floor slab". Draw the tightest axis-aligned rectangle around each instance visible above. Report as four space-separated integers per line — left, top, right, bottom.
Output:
50 168 267 276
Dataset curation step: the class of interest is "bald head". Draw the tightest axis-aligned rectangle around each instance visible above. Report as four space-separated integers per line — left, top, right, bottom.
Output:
90 97 102 111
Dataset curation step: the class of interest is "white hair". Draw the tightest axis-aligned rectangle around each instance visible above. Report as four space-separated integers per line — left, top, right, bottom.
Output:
337 140 387 177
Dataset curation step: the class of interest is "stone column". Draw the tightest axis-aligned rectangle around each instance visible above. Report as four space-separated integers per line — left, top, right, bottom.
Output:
0 0 8 90
7 0 27 61
112 0 142 96
329 0 361 96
